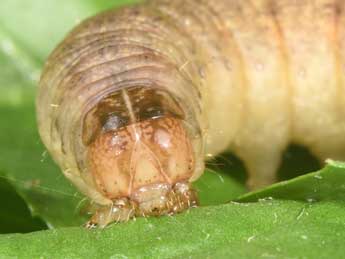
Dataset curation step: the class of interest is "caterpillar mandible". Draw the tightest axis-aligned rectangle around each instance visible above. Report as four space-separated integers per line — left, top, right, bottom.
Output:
36 0 345 227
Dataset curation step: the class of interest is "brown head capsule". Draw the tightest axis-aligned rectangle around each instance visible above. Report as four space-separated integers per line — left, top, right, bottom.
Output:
83 87 199 226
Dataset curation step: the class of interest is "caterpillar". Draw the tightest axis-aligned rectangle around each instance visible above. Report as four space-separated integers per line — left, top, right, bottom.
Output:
36 0 345 227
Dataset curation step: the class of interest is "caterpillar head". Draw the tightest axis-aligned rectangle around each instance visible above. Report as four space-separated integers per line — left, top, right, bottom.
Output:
82 87 203 224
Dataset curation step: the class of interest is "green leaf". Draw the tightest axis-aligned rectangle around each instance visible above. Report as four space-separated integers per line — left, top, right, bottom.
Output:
237 160 345 203
0 174 46 234
0 0 140 63
0 100 87 228
195 154 248 205
0 200 344 258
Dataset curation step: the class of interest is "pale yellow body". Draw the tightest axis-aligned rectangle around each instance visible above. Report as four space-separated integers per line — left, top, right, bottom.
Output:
199 0 345 187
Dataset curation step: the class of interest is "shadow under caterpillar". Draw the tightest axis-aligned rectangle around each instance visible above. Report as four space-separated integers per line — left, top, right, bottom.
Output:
37 0 345 227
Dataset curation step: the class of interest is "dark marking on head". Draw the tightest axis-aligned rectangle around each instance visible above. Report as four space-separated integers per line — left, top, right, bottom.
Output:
82 86 185 145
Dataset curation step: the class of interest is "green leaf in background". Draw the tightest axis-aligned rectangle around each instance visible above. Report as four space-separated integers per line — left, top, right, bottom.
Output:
238 160 345 203
0 0 140 63
1 0 345 258
0 175 46 234
0 99 86 228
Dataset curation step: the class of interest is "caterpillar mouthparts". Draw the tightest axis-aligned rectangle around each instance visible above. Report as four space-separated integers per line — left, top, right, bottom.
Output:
85 182 198 228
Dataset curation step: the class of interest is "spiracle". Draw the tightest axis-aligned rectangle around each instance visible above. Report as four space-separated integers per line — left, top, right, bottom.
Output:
37 0 345 227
